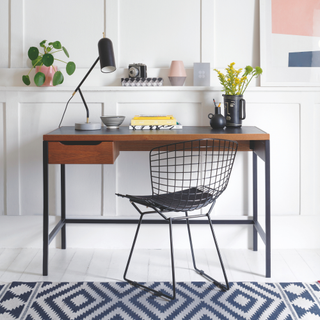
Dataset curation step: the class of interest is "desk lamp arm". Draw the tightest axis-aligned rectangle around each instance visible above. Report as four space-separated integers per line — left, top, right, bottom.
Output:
73 57 100 123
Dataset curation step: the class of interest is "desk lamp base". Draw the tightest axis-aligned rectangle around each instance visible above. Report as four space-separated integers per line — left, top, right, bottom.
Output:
75 122 101 131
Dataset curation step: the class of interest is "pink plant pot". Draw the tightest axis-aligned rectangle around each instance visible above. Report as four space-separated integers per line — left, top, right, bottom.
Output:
35 66 57 86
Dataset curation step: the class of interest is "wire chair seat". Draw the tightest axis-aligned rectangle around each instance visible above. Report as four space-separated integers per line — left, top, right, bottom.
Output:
119 186 220 212
116 138 238 300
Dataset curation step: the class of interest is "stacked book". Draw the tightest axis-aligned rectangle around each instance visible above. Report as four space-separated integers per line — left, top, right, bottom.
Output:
129 115 182 130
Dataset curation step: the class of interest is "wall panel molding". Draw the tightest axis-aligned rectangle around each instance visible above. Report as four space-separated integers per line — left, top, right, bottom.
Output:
0 102 5 215
105 0 118 67
115 0 201 68
0 86 318 250
201 0 215 65
5 94 20 215
10 0 24 68
0 1 9 68
0 87 318 220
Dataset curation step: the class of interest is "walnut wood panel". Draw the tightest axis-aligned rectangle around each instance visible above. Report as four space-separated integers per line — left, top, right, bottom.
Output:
48 141 119 164
118 140 251 151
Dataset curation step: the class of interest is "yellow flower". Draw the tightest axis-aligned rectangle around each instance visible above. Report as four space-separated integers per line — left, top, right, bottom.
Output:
214 62 263 95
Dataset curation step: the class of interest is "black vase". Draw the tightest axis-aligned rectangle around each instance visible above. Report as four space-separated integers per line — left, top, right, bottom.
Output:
223 94 246 127
208 106 226 129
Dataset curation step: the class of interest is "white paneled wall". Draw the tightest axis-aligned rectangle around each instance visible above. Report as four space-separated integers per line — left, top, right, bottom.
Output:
0 102 4 216
118 0 201 67
0 0 319 250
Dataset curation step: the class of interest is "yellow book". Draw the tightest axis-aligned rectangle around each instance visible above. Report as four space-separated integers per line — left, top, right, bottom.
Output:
133 115 175 120
131 117 177 126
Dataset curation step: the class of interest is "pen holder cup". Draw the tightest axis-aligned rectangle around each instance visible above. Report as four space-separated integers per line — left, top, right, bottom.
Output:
208 106 226 129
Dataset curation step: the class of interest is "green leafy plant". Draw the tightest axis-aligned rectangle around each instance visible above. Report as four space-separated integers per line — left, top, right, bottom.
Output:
214 62 263 95
22 40 76 86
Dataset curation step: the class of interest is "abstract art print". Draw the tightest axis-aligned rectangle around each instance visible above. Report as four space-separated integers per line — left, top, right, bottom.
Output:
260 0 320 85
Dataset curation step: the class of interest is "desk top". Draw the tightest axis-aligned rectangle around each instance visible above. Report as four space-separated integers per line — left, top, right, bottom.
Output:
44 126 269 142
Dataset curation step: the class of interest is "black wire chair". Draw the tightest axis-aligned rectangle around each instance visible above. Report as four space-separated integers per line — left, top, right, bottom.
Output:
116 138 238 300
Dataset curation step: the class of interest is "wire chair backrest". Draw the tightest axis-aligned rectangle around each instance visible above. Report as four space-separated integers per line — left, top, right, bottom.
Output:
149 139 238 211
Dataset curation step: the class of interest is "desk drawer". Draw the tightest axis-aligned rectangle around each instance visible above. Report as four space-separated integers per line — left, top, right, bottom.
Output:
48 141 119 164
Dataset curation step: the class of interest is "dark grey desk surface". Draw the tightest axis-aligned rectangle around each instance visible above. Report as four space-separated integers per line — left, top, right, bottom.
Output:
44 126 269 141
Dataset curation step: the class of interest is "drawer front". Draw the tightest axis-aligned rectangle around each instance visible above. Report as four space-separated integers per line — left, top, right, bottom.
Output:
48 141 119 164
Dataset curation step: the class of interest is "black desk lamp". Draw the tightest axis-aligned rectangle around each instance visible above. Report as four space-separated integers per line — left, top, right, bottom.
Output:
59 33 116 130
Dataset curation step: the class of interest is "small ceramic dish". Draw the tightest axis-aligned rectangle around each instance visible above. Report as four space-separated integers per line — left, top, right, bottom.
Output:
101 116 125 129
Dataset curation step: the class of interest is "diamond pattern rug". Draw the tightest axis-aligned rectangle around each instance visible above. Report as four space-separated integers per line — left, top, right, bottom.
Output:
0 281 320 319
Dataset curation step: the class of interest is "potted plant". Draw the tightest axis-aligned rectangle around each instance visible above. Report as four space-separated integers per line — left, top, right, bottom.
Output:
22 40 76 87
214 62 263 127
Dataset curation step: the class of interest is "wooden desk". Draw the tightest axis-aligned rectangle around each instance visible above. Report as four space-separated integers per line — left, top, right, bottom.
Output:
43 126 271 278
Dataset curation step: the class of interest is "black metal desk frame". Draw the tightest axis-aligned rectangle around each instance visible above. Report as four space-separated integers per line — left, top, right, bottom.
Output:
43 126 270 278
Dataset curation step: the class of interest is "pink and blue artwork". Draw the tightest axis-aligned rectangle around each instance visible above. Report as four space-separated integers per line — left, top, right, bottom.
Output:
272 0 320 67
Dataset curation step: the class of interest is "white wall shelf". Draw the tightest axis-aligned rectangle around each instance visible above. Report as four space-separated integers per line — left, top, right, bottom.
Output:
1 86 320 93
0 86 218 92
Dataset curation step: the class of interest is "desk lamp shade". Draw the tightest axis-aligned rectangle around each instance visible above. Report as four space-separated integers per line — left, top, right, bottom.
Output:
71 35 116 130
99 37 116 73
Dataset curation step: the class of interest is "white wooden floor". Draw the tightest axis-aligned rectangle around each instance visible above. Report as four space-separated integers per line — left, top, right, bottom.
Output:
0 248 319 283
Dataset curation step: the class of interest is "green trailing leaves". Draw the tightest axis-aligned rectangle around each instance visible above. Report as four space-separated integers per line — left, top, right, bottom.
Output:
53 71 64 86
32 56 42 67
62 46 69 58
42 53 54 67
28 47 39 60
22 75 30 86
34 72 45 87
40 40 46 48
52 41 61 49
66 62 76 75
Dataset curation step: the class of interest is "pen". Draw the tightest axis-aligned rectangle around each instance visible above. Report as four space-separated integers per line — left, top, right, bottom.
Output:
213 99 217 108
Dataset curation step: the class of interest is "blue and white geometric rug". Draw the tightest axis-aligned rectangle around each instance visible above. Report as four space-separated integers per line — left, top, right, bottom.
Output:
0 281 320 319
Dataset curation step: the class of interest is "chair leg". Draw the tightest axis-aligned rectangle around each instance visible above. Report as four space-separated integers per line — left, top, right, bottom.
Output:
123 213 144 284
207 215 229 290
186 213 229 291
123 207 176 300
168 217 176 299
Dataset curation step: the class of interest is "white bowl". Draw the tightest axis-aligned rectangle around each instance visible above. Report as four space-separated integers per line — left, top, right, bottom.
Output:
101 116 125 129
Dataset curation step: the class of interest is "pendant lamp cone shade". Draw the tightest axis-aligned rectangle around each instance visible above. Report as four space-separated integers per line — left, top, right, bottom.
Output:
98 38 116 73
168 60 186 86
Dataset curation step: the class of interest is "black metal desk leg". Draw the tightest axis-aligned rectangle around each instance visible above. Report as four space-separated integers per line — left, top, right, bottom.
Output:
61 164 66 249
253 152 258 251
265 140 271 278
43 141 49 276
